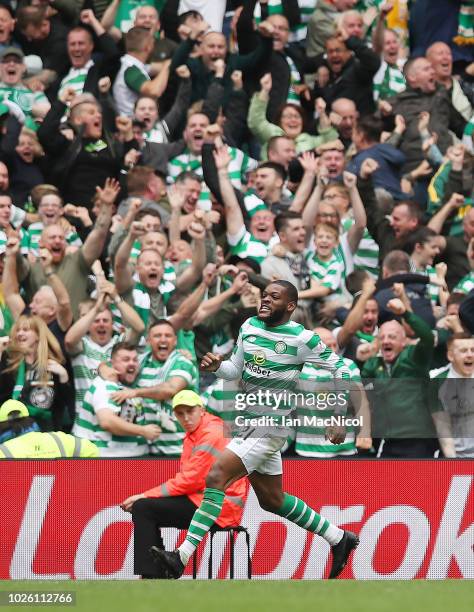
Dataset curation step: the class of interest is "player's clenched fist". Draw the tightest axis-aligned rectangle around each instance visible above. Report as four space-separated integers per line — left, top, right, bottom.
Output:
200 352 223 372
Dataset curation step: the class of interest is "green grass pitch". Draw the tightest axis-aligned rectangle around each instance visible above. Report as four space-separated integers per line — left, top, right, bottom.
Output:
1 581 473 612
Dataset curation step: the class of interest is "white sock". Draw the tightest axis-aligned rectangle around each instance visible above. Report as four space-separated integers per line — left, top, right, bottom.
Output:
177 539 196 565
322 524 344 546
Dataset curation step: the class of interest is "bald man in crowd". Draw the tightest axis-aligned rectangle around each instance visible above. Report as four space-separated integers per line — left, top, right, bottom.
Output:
362 297 437 458
331 98 359 149
382 57 466 173
426 42 473 121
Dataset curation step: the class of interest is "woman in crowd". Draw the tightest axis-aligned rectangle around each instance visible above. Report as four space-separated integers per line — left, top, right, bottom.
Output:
0 314 72 431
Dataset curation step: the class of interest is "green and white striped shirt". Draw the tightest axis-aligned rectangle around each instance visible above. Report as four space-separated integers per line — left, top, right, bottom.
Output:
216 316 351 418
305 249 345 297
296 357 361 457
453 271 474 295
58 60 94 99
0 82 48 116
168 146 257 210
138 348 198 455
114 279 175 335
73 376 148 457
228 226 279 263
203 378 242 425
253 0 317 43
373 60 406 101
342 218 380 279
71 335 123 417
411 262 441 304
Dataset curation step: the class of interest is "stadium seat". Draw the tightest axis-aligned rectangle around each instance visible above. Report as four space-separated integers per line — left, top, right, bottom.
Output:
191 526 252 579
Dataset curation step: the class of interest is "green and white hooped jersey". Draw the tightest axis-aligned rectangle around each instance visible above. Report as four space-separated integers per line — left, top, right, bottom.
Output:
111 278 175 337
219 316 351 419
373 60 406 101
253 0 317 43
305 249 345 297
228 226 280 264
0 230 5 253
296 358 361 458
0 83 48 116
71 335 123 417
412 263 441 304
453 271 474 295
168 146 257 210
73 376 148 457
138 348 198 455
58 61 94 99
203 378 242 425
342 218 380 279
21 222 82 257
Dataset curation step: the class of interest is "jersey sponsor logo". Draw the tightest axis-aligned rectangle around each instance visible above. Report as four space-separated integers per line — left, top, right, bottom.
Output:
245 361 271 377
253 350 266 366
274 341 287 354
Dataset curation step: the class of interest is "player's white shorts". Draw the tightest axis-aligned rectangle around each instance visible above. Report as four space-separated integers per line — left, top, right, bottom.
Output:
226 433 287 476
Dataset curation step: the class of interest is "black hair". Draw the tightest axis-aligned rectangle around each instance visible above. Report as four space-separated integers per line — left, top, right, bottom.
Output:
267 280 298 304
258 161 287 183
274 211 303 234
355 114 383 143
0 416 39 442
345 269 370 296
148 319 176 334
178 10 202 26
400 226 437 254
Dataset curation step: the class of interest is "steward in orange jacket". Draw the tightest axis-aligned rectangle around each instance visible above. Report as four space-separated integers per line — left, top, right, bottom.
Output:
121 390 247 578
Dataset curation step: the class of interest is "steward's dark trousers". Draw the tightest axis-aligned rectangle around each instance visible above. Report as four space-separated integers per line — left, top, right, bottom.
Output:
132 495 197 577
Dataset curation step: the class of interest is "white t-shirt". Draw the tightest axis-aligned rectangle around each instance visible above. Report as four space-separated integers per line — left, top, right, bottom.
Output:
178 0 226 32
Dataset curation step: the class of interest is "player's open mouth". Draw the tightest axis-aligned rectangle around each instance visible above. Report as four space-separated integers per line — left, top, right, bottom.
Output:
51 246 62 255
259 304 271 313
126 366 136 374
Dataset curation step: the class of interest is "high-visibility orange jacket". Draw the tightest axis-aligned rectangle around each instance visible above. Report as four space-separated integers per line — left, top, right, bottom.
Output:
143 412 247 528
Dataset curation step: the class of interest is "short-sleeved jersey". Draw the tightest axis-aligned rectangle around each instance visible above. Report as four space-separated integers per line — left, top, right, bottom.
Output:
216 316 351 418
71 335 123 415
137 348 198 455
73 376 148 457
296 357 361 458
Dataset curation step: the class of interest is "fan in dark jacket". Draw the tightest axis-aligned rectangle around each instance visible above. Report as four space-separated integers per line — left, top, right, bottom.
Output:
236 1 317 123
37 90 137 208
382 57 466 174
312 34 381 116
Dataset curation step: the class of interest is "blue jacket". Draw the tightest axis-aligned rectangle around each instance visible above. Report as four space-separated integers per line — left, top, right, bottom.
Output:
348 143 406 200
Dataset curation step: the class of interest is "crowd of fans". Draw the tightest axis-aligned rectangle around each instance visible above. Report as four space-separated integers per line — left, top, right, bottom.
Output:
0 0 473 460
